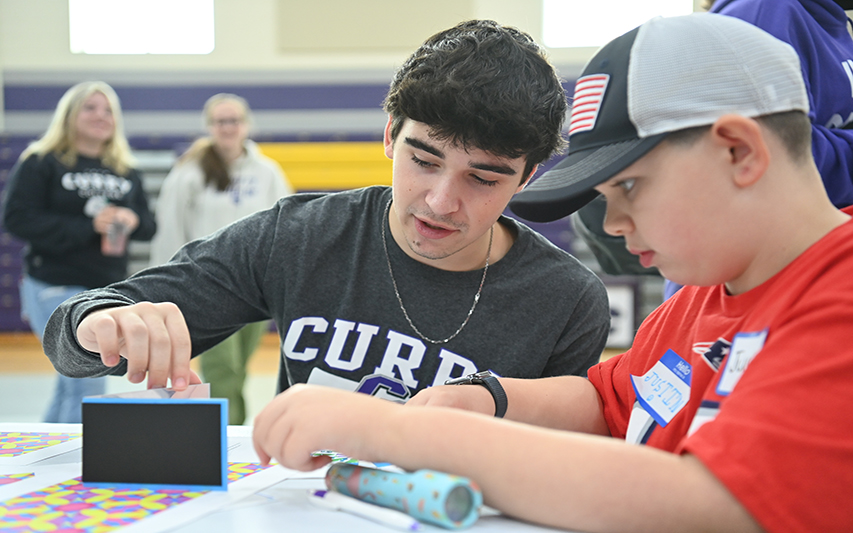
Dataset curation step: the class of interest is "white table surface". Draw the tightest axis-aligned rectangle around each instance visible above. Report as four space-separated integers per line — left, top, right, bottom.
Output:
0 423 565 533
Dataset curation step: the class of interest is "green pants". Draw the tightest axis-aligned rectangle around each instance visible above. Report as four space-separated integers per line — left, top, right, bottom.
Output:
200 321 269 425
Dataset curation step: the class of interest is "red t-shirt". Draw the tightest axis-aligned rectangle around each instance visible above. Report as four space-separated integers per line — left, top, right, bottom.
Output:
588 207 853 533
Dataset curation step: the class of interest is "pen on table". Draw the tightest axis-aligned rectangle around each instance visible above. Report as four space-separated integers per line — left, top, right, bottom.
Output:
307 489 424 531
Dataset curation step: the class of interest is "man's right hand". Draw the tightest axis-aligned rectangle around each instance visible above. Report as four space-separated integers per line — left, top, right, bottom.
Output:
76 302 199 391
407 383 497 415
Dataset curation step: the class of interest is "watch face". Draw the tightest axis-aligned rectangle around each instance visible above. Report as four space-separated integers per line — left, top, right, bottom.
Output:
444 370 497 386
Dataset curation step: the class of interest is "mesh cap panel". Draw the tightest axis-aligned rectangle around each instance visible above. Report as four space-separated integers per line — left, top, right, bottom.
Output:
629 15 808 137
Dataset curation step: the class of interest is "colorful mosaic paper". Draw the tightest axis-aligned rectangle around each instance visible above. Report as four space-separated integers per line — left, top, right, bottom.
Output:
0 433 81 458
0 474 33 487
226 462 269 483
0 462 272 532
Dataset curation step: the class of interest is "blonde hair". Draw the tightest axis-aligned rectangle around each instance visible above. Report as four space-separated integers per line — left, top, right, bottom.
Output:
180 93 254 191
21 81 135 176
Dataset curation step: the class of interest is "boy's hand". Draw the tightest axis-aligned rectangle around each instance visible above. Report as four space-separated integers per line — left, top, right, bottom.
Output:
252 384 398 470
76 302 198 390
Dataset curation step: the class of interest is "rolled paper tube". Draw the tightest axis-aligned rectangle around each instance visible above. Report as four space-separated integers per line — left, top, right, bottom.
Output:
326 463 483 530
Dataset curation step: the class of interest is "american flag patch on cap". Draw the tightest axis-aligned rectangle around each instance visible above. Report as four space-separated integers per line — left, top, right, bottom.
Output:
568 74 609 136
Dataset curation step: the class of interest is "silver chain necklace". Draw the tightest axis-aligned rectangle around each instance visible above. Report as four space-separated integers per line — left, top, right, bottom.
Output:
381 199 493 345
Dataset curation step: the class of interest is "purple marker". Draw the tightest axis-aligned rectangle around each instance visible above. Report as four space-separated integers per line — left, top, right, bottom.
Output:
308 488 424 531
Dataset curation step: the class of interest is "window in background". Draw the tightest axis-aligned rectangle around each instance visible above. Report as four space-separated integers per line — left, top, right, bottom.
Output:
543 0 693 48
69 0 215 54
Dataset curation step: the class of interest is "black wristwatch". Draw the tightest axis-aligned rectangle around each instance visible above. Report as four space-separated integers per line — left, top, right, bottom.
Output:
445 370 507 418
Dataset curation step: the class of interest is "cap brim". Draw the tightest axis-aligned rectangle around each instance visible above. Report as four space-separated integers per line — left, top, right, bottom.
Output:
509 133 667 222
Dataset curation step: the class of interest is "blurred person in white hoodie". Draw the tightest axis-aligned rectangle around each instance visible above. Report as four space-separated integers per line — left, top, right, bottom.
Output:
151 93 293 424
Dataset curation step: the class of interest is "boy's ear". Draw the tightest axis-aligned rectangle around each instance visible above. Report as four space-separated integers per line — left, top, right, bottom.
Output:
383 116 394 159
710 114 770 188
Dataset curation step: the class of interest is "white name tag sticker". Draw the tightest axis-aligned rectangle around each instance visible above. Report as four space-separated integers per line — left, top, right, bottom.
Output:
716 329 768 396
630 349 692 427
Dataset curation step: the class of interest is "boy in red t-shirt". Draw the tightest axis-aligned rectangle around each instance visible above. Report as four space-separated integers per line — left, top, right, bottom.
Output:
252 14 853 532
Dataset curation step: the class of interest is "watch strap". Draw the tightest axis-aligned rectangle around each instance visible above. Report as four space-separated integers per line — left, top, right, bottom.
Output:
445 371 507 418
477 375 508 418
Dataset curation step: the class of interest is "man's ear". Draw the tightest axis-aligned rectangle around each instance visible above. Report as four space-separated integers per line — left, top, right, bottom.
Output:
710 114 770 188
383 116 394 159
517 164 538 193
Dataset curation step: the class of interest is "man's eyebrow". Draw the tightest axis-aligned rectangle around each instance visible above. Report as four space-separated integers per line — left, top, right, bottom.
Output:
404 136 518 177
470 162 517 176
404 137 444 158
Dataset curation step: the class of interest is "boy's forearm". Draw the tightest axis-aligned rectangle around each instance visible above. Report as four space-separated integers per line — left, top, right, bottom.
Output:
252 387 759 531
380 407 760 533
501 376 610 435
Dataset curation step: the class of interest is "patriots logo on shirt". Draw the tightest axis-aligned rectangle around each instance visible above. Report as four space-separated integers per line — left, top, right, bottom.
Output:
694 338 731 371
568 74 610 136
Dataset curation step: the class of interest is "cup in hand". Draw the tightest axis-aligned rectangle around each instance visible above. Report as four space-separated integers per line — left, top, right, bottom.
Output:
101 220 129 256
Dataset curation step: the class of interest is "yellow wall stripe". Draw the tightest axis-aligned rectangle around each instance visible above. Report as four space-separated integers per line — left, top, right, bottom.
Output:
258 142 392 191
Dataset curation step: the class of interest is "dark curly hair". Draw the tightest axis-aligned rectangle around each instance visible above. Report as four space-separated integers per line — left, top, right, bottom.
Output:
383 20 568 181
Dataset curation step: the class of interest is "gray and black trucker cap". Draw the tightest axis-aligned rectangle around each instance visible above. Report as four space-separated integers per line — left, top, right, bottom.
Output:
509 13 808 223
